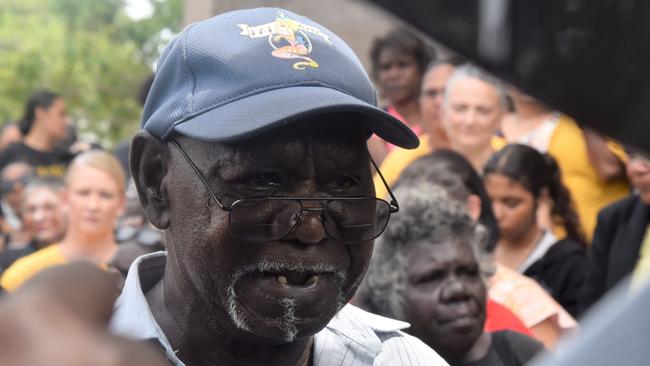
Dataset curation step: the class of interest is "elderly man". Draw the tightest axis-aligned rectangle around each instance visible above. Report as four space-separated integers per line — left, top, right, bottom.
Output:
108 8 445 366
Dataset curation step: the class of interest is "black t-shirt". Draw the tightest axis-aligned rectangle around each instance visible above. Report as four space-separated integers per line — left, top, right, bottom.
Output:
524 238 587 318
0 142 72 177
462 330 544 366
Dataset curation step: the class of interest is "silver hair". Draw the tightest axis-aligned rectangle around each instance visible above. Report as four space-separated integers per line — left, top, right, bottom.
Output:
443 63 509 109
358 182 493 320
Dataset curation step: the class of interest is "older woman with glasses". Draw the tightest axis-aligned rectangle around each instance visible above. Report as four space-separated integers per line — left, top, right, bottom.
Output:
358 183 544 365
1 150 126 292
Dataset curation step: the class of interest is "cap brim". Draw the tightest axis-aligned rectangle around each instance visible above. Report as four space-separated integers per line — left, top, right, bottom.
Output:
172 86 419 149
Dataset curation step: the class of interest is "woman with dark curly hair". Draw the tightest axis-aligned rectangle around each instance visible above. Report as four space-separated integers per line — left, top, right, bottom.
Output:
484 144 588 318
367 29 435 164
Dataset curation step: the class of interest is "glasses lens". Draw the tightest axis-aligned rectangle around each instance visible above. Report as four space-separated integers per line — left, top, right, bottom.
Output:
325 198 391 242
230 199 302 242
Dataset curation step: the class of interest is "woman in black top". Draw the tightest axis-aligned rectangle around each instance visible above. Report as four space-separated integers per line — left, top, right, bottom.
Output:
484 144 588 318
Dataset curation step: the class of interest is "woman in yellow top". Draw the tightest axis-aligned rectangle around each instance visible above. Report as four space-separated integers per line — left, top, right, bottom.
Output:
1 150 126 292
502 88 629 241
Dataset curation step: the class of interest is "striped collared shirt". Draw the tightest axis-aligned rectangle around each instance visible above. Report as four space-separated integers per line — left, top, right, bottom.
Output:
110 252 448 366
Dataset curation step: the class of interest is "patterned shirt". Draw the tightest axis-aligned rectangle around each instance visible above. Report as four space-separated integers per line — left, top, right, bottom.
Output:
110 252 448 366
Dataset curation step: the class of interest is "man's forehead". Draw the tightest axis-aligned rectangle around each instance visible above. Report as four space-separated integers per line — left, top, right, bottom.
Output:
174 115 369 155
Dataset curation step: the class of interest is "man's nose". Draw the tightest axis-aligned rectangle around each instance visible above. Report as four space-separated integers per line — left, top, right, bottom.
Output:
290 207 327 245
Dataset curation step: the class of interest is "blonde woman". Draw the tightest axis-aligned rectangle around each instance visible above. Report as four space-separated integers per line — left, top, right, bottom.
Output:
1 150 126 292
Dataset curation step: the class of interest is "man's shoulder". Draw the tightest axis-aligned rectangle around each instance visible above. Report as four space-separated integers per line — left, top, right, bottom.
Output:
314 305 448 366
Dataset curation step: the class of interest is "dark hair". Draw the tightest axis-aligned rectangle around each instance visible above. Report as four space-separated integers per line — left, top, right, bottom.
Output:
395 149 500 252
19 90 60 135
369 29 435 79
484 144 587 246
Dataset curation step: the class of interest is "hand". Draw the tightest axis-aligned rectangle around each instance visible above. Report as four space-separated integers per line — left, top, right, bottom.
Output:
0 263 168 366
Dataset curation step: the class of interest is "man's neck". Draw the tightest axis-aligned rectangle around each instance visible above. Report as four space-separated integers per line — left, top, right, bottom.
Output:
147 262 314 366
23 128 54 152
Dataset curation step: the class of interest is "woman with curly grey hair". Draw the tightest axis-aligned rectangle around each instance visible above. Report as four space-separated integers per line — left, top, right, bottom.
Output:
358 182 543 365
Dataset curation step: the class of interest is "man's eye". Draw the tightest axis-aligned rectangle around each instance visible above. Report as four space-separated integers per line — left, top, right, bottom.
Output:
328 174 359 191
238 173 283 191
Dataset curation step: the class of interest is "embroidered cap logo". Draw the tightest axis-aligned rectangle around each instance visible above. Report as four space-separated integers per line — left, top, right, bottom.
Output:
238 11 332 70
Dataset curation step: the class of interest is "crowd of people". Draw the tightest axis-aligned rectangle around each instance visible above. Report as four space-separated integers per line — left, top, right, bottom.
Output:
0 7 648 366
0 89 163 293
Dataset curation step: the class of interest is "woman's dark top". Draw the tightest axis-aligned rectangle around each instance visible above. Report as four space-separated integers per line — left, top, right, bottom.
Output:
524 238 587 318
462 330 544 366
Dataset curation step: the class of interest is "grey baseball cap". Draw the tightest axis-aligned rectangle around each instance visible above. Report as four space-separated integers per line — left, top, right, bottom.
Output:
141 7 419 149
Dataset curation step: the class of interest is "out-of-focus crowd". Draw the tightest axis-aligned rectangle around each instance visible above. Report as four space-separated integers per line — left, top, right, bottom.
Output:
353 28 650 364
0 82 163 294
0 24 648 366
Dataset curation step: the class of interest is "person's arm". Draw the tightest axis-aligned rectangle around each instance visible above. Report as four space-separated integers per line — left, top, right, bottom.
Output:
0 263 168 366
583 128 625 182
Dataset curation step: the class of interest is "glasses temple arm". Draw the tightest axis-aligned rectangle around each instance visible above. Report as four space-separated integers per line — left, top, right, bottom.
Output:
370 158 399 213
171 139 229 211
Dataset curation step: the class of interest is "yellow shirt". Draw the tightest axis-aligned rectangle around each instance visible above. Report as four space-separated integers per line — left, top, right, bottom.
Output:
1 245 68 292
374 134 506 199
547 117 630 241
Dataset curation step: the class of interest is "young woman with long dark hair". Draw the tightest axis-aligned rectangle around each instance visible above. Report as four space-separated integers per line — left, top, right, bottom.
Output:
484 144 588 317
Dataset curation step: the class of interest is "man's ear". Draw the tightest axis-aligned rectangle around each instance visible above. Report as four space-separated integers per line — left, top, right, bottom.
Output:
130 131 170 229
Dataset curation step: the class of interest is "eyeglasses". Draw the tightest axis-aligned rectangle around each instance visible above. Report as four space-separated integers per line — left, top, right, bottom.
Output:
171 139 400 243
